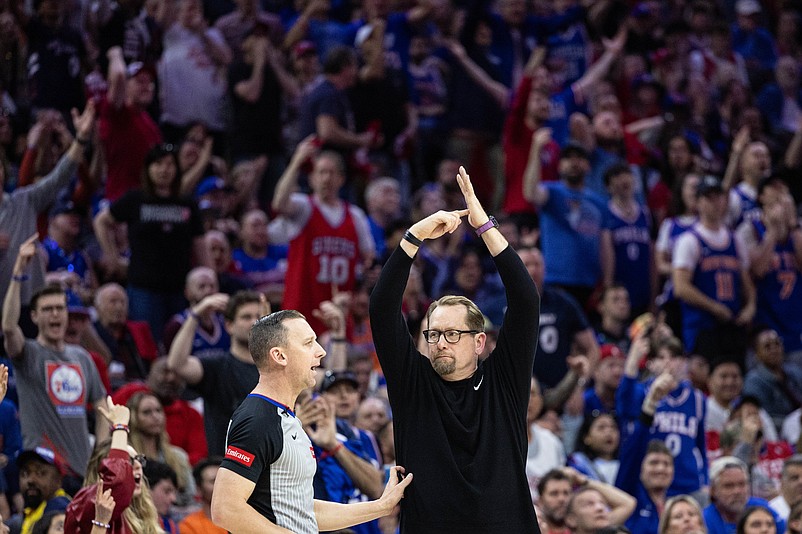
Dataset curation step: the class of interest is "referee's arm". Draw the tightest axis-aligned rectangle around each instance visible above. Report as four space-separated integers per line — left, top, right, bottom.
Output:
313 465 412 531
211 468 293 533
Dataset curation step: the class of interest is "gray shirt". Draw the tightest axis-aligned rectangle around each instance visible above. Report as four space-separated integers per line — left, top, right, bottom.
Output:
0 155 78 316
14 339 106 476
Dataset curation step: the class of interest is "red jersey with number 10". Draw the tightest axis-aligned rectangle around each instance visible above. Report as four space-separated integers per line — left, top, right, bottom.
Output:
284 198 359 334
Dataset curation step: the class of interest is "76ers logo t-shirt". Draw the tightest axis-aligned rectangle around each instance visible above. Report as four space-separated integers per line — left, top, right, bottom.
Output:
47 362 86 417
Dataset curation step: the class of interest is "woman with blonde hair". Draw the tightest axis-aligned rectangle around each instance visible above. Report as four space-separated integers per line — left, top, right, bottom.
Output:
64 398 164 534
126 392 195 507
658 495 708 534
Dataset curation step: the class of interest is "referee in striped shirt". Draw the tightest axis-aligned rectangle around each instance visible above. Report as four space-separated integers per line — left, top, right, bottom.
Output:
211 309 412 533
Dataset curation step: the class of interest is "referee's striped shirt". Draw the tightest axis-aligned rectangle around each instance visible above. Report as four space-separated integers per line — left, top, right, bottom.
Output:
221 393 318 533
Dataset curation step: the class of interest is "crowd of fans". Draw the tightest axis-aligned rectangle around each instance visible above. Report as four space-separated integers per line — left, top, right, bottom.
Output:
0 0 800 532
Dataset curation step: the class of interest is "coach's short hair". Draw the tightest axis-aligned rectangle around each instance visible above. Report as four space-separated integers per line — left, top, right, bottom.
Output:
249 310 306 367
426 295 485 333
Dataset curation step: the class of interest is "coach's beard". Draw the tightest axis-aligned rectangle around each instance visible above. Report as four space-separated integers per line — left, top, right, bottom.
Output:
432 353 456 376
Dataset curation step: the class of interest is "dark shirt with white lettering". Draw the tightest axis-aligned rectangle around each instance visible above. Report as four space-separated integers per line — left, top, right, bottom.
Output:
221 394 317 533
110 191 204 292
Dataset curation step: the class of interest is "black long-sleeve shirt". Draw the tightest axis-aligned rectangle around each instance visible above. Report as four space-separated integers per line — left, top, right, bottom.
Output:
369 244 541 533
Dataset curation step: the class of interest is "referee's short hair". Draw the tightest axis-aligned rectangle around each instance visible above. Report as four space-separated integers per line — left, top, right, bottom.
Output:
249 310 307 367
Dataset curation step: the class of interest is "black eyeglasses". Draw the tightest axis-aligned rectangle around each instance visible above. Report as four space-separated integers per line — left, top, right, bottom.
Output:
130 454 147 467
159 143 176 153
422 329 480 344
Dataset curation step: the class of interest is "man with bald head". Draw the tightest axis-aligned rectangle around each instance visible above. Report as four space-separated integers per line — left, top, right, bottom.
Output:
93 283 158 390
163 267 230 359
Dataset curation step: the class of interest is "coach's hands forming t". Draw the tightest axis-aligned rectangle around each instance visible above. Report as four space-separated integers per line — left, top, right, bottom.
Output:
455 166 489 229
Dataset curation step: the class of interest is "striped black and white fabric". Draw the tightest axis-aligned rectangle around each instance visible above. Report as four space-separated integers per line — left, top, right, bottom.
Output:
221 393 318 533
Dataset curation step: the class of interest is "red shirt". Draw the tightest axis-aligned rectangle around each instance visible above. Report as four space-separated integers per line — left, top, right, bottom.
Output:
99 98 161 201
283 199 360 334
64 449 135 534
503 76 559 215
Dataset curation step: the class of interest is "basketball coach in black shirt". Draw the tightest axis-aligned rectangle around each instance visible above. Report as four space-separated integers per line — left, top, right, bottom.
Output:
370 166 541 533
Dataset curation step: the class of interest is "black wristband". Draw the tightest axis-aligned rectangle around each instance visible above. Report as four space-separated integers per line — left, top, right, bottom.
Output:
403 230 423 247
75 137 91 147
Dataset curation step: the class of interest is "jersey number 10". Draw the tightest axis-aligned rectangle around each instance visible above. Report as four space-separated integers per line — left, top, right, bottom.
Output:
317 255 350 285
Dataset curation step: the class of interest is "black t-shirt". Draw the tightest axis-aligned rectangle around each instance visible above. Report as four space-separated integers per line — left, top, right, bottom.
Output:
349 66 409 151
195 353 260 455
297 79 355 145
228 60 283 157
97 7 159 68
110 191 204 292
26 19 86 113
533 286 590 388
221 394 318 533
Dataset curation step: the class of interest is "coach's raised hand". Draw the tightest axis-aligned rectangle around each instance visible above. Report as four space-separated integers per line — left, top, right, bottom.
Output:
456 166 508 256
455 166 488 229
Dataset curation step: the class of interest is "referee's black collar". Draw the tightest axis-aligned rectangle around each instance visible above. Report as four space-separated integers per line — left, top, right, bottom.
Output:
249 393 296 417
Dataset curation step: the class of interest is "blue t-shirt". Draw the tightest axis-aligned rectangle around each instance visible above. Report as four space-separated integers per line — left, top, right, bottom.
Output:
703 498 784 534
540 182 607 288
731 26 777 71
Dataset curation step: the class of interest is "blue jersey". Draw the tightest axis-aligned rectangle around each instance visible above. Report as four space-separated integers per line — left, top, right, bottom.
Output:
232 246 288 290
545 24 591 85
171 310 230 360
607 203 653 313
616 376 708 495
43 238 92 282
731 183 760 228
752 220 802 352
540 182 607 288
680 229 742 352
534 286 591 387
